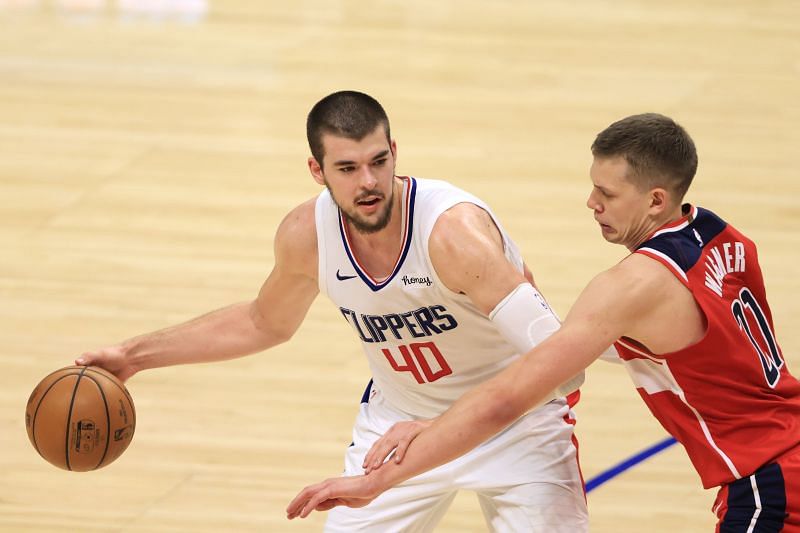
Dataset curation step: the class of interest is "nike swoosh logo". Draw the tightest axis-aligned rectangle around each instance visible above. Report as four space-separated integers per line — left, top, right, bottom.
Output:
336 269 357 281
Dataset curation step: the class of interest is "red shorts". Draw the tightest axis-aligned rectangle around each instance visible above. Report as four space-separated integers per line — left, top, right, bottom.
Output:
713 450 800 532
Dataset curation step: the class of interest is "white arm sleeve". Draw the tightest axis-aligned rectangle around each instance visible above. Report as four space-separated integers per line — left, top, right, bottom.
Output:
489 283 585 399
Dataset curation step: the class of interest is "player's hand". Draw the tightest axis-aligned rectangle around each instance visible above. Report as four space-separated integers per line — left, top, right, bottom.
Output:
286 474 381 519
362 419 434 474
75 345 136 383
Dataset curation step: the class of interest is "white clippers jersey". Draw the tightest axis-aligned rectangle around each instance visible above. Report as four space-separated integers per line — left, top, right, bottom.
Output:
316 176 531 418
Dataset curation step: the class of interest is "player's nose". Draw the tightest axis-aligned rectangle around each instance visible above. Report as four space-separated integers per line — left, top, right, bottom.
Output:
359 167 378 189
586 191 601 212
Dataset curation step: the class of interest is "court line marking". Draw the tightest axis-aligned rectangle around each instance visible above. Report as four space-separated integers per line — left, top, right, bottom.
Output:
585 436 678 493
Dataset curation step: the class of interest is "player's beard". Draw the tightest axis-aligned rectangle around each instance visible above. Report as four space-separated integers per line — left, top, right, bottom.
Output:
328 183 394 235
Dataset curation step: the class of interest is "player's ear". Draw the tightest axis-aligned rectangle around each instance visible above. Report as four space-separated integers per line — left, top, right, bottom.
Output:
389 140 398 175
308 157 325 186
649 187 668 214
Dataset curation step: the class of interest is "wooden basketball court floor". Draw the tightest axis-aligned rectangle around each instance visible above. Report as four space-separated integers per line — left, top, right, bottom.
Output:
1 1 798 531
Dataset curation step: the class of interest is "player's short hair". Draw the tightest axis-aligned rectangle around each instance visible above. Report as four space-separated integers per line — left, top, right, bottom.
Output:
591 113 698 200
307 91 391 165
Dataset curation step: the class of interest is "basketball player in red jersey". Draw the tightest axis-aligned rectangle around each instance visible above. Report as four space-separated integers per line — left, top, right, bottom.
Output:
288 113 800 531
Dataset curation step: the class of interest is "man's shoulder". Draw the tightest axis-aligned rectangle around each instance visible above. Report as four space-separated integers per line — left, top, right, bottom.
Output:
615 252 677 281
414 178 500 255
608 253 686 313
275 198 318 258
430 202 495 244
568 256 682 338
281 197 318 231
605 253 688 306
409 176 477 202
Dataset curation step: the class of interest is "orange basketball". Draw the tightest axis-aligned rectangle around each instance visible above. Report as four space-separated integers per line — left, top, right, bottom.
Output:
25 365 136 471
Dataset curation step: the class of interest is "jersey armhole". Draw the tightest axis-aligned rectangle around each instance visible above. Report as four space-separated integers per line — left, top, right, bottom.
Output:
636 247 691 289
630 248 713 358
314 193 330 297
424 200 523 301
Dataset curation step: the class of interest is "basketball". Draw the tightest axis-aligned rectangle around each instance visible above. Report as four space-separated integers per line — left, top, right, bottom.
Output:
25 365 136 471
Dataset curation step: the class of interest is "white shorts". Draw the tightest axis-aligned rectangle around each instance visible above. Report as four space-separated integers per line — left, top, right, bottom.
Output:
325 382 588 533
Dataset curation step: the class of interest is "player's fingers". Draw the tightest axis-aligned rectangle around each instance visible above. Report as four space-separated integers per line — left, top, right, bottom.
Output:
287 495 306 519
289 496 315 519
369 422 422 470
389 422 425 463
74 352 95 366
286 484 321 518
363 435 396 471
362 442 379 470
301 487 333 518
367 442 396 473
314 498 342 512
286 497 303 519
395 436 414 463
364 443 384 472
365 454 386 474
362 437 380 468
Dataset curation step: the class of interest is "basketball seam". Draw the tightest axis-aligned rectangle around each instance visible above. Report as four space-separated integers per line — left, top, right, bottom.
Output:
30 374 76 460
64 367 89 471
82 374 112 470
83 367 136 433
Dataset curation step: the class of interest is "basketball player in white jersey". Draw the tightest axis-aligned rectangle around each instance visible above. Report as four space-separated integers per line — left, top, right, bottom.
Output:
77 91 587 532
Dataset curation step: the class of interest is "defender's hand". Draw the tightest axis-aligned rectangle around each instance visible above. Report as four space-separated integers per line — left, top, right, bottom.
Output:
362 419 433 474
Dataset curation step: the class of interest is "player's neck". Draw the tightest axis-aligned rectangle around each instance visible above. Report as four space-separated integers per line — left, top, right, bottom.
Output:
345 178 406 278
626 204 686 251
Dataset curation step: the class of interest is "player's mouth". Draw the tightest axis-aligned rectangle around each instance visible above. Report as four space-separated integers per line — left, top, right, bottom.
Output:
596 220 614 233
355 194 383 213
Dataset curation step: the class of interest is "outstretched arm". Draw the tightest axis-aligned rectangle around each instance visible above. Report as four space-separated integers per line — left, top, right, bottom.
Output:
77 199 320 382
361 258 673 490
288 262 657 518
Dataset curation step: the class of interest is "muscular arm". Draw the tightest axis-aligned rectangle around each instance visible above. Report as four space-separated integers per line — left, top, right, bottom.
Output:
365 258 666 491
428 202 527 313
77 199 320 381
429 203 583 390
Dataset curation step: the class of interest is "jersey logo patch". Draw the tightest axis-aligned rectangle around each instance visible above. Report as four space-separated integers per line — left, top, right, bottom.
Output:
693 229 704 247
336 269 357 281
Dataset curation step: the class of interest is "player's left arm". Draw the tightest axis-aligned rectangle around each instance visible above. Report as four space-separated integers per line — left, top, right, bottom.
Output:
428 202 527 312
428 202 587 397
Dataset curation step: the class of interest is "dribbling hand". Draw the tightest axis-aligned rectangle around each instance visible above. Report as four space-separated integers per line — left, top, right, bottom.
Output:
75 345 136 383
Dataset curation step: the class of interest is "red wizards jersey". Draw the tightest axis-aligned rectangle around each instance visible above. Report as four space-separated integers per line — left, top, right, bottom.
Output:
614 204 800 489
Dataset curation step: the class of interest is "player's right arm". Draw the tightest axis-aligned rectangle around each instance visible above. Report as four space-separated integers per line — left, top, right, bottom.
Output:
287 258 671 519
358 257 674 487
76 199 320 382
